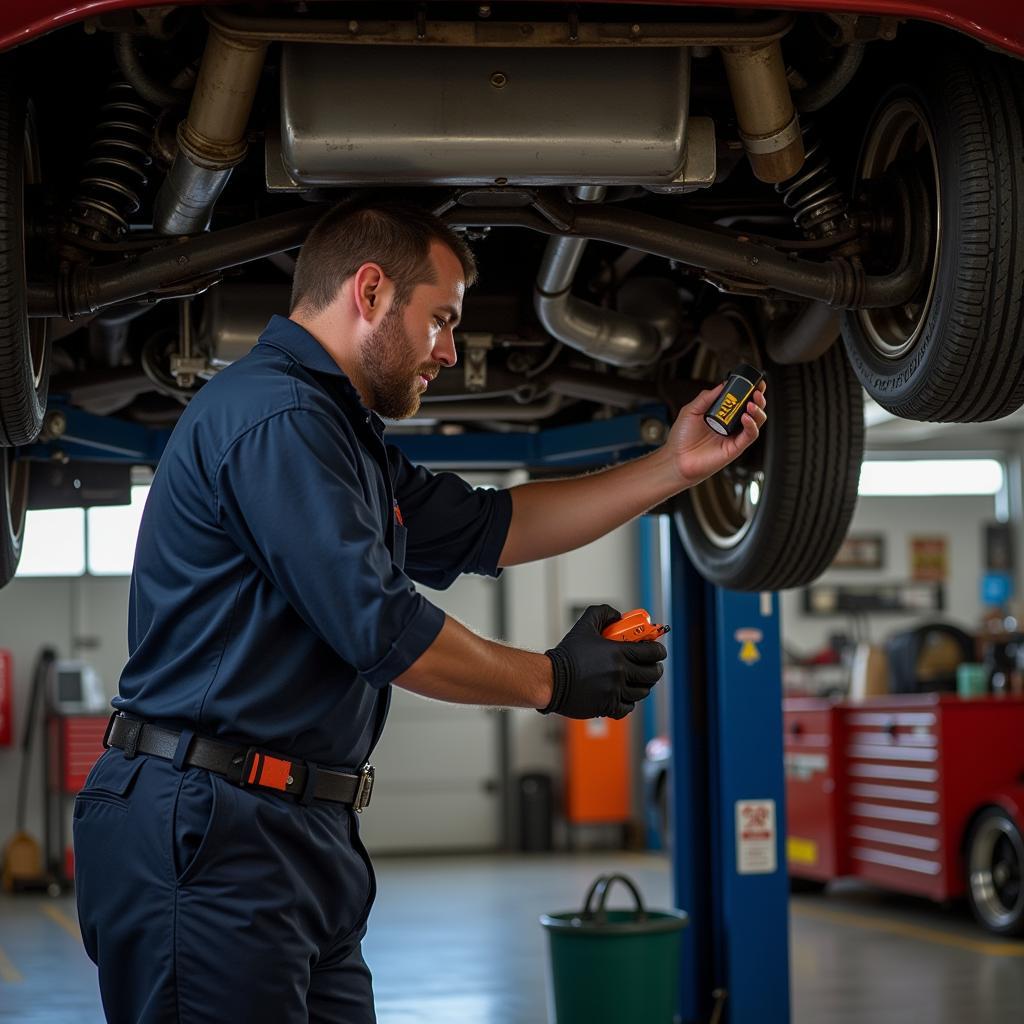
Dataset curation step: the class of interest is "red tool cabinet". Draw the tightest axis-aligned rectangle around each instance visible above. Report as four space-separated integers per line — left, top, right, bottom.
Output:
785 695 1024 904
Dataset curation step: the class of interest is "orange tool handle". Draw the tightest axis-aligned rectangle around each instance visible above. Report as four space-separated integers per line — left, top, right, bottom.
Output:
601 608 670 642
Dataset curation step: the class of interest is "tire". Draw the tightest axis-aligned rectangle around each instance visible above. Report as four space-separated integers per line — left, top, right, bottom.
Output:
0 448 29 586
840 42 1024 422
673 341 863 591
965 807 1024 937
0 70 49 446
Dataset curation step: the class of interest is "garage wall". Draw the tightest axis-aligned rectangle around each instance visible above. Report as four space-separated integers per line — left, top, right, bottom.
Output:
780 493 998 659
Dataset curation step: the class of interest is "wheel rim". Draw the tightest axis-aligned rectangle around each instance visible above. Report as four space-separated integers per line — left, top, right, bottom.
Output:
4 451 28 547
854 98 941 360
688 339 765 551
969 816 1024 930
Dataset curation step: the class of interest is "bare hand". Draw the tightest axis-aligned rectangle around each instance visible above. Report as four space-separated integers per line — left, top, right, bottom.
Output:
667 379 767 489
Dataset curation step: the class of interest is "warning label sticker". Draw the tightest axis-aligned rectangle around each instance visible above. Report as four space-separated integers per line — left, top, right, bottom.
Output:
734 628 763 666
736 799 777 875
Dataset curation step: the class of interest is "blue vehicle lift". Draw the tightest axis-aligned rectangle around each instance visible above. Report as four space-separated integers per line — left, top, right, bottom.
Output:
20 400 790 1024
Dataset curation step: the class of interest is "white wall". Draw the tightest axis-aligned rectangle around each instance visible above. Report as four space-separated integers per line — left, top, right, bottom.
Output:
780 493 997 658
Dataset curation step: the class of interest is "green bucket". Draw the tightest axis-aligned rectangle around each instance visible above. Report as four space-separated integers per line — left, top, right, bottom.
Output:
540 873 688 1024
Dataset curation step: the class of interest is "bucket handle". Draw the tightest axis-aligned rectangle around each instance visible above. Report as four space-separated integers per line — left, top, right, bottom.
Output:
580 873 648 924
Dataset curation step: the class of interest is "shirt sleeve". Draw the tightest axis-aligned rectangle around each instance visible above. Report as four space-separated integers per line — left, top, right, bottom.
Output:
214 409 445 688
386 444 513 591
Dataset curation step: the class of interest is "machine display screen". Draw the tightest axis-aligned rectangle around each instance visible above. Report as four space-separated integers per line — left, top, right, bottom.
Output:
56 670 83 704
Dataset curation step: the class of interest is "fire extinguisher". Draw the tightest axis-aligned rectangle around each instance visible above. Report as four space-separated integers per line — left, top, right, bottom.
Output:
0 649 12 747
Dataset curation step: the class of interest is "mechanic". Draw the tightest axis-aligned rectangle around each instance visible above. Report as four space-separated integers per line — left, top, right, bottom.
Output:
73 200 767 1023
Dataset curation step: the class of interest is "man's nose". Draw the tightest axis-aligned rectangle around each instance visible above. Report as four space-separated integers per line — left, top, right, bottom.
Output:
434 330 457 367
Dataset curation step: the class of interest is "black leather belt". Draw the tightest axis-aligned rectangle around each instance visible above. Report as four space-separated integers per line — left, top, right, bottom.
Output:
103 713 375 811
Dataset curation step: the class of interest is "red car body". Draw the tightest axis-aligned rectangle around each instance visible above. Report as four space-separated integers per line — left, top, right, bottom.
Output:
2 0 1023 57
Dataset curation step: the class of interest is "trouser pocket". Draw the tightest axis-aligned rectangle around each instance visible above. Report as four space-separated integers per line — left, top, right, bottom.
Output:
171 768 219 886
73 751 148 963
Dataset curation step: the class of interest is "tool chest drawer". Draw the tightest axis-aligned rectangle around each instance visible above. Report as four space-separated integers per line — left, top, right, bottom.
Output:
843 703 945 899
840 696 1024 901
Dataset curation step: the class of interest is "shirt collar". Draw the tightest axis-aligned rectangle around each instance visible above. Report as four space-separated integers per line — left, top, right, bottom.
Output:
258 315 386 435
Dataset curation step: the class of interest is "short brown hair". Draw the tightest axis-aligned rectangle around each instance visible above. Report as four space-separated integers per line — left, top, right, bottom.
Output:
289 200 477 315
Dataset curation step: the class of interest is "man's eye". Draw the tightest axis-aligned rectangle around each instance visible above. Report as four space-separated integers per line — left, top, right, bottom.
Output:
434 316 447 329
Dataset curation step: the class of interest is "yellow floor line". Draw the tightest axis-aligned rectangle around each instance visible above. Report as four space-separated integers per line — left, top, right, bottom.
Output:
39 902 81 942
792 902 1024 957
0 945 24 983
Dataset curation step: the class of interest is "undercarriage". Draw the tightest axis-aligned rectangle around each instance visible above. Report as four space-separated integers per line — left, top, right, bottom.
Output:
2 3 1023 589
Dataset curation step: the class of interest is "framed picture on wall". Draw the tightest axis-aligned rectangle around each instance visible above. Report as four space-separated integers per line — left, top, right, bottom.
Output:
830 533 885 570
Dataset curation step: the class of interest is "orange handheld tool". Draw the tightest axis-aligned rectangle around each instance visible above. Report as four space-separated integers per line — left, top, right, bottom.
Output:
601 608 670 642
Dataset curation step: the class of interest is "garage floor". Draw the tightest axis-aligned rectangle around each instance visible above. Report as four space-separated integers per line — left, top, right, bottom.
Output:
1 852 1022 1022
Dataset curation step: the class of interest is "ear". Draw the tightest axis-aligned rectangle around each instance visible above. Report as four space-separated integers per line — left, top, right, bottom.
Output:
352 262 390 323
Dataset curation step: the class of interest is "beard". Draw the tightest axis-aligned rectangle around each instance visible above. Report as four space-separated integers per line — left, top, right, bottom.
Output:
360 304 437 420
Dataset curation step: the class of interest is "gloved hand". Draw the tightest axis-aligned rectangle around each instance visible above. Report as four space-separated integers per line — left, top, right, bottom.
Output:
540 604 667 720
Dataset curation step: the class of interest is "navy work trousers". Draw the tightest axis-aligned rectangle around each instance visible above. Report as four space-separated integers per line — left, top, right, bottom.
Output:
73 748 377 1023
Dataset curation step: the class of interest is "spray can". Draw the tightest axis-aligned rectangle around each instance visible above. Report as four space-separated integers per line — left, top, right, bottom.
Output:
704 363 764 437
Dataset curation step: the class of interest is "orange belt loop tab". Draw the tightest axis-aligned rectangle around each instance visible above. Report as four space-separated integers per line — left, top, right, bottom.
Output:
601 608 671 642
245 751 293 791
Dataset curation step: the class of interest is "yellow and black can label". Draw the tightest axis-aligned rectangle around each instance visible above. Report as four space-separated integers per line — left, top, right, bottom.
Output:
704 363 764 437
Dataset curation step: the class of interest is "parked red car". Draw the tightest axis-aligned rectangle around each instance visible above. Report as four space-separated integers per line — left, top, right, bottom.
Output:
1 1 1022 589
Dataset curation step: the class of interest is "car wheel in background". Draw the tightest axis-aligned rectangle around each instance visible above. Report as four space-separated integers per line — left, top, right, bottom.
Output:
0 68 49 446
966 807 1024 937
0 448 28 586
840 42 1024 422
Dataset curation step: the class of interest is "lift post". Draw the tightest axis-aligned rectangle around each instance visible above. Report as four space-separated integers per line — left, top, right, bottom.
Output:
661 516 790 1023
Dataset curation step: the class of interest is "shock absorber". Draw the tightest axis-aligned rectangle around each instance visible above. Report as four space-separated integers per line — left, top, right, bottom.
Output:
64 80 156 249
774 124 851 239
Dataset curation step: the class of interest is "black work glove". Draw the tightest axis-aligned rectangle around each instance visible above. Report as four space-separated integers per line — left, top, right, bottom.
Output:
540 605 667 720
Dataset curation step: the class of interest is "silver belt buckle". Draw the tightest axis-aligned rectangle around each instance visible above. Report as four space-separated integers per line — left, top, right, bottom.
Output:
353 763 375 812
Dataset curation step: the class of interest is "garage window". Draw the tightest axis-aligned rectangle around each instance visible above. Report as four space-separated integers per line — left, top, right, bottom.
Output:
15 508 87 577
16 485 151 578
86 485 151 575
858 459 1004 497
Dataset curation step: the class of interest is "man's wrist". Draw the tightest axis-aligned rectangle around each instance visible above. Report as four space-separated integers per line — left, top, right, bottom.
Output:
538 649 566 714
649 444 692 497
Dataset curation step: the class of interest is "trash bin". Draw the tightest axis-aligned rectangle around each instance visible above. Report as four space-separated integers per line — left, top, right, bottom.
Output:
519 772 554 852
540 873 688 1024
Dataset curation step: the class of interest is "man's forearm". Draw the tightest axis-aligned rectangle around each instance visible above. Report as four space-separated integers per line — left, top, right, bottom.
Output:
498 446 684 566
393 615 553 709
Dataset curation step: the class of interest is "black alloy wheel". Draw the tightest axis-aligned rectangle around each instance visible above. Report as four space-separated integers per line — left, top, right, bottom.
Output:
840 41 1024 422
966 807 1024 937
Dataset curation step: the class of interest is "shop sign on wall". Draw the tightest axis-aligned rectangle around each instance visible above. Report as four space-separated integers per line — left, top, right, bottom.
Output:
910 535 948 582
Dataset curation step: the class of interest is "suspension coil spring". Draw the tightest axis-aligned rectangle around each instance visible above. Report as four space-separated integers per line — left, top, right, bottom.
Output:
774 125 850 239
65 80 156 247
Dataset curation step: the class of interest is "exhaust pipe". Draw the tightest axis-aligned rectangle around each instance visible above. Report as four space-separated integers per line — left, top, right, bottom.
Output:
153 22 268 234
534 187 671 368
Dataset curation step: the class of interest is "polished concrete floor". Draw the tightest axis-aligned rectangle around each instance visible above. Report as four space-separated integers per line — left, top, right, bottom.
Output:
2 852 1023 1022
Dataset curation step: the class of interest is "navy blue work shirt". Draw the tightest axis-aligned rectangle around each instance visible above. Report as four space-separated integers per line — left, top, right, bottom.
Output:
114 315 513 768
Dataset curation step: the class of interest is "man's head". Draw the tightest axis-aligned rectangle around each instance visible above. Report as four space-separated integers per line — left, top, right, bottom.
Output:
290 201 477 418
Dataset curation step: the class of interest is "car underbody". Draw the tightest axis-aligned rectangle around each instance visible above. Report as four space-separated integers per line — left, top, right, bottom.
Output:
1 2 1023 589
